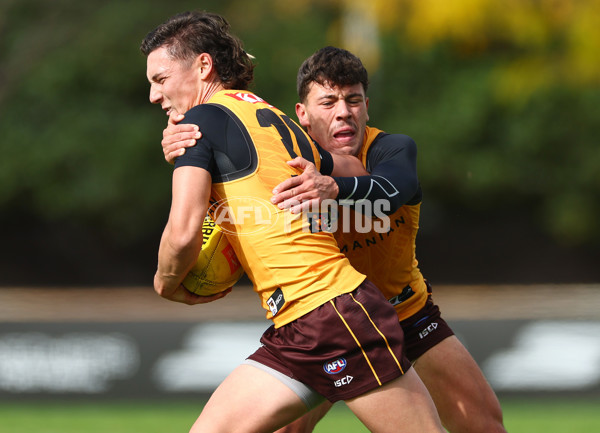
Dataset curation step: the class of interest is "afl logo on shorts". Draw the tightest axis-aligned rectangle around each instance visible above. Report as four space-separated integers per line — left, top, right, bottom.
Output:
323 358 347 374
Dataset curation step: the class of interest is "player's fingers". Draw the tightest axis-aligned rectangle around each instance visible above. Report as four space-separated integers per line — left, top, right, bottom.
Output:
185 287 231 304
162 123 183 138
165 148 186 164
163 124 198 141
162 135 200 165
290 198 319 214
163 137 199 152
168 112 185 125
277 193 312 210
162 130 200 145
272 184 309 205
201 287 232 302
286 157 311 170
272 174 303 195
276 195 294 210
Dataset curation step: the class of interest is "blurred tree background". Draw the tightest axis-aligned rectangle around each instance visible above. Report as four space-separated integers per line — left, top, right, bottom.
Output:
1 0 598 286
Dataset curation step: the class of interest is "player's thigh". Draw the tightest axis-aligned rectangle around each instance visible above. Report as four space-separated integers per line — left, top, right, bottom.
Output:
414 336 504 428
344 368 444 433
190 364 309 433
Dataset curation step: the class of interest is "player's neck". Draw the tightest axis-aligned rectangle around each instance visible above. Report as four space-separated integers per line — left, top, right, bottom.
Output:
200 80 226 104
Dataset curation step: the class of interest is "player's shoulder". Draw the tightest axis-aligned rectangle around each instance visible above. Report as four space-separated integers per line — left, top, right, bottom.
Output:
183 103 232 128
374 132 416 148
364 130 417 168
367 131 417 161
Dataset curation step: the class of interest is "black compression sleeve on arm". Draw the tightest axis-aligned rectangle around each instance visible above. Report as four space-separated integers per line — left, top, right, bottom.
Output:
333 134 419 215
174 105 218 172
174 104 256 182
315 143 334 176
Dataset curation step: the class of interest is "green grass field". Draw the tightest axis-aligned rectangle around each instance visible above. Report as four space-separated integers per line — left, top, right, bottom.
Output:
0 398 598 432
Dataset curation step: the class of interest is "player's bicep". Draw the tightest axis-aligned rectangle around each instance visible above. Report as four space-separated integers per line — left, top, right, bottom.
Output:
369 135 417 175
169 166 212 245
331 153 369 177
368 135 418 195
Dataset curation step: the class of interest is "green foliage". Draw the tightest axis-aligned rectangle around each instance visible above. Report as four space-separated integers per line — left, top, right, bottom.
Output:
0 0 337 244
1 0 599 250
369 36 600 246
0 1 207 241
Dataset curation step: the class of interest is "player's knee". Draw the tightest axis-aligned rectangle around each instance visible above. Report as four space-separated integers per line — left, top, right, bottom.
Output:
486 415 507 433
460 413 506 433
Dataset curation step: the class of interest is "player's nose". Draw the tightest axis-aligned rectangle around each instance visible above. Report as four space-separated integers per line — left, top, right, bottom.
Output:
149 84 162 104
335 101 351 119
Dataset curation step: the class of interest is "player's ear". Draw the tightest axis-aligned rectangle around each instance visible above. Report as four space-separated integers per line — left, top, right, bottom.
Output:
295 102 309 127
196 53 214 79
365 96 369 122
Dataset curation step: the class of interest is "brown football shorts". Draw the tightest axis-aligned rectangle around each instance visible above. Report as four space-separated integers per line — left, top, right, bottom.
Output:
247 279 412 402
400 281 455 362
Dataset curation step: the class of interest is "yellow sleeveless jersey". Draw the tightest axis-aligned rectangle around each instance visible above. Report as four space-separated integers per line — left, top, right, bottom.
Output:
182 90 365 327
332 126 428 321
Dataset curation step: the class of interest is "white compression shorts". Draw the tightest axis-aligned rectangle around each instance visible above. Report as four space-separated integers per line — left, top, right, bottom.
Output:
242 359 326 410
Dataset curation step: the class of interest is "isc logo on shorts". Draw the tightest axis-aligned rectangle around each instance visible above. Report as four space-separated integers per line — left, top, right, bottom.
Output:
334 375 354 387
323 358 347 374
419 322 438 339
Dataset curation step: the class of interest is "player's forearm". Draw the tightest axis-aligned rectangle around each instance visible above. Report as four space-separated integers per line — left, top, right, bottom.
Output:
155 166 212 298
333 163 418 215
330 153 369 177
155 220 203 297
332 137 419 215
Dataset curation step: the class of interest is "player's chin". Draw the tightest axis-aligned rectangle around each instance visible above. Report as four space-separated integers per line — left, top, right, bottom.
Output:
331 139 359 155
335 147 357 156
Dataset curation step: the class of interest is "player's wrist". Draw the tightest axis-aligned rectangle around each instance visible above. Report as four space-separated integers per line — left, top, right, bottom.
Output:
328 177 340 199
332 176 353 200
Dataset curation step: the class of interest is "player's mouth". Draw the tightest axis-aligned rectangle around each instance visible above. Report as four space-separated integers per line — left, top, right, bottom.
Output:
163 106 172 116
333 127 356 143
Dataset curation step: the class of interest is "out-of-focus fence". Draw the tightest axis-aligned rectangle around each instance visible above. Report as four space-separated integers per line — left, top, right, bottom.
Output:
1 285 599 400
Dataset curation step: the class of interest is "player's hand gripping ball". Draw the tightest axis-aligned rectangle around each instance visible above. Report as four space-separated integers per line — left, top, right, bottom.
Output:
182 216 244 296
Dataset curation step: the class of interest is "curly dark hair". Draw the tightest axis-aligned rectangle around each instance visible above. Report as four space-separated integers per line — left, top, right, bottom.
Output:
140 11 254 90
297 46 369 102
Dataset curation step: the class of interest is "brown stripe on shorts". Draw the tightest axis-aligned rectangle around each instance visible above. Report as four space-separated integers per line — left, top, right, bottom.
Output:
247 280 412 402
328 292 406 383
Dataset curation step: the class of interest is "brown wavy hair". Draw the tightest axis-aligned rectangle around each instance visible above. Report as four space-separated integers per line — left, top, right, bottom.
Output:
297 46 368 102
140 11 254 90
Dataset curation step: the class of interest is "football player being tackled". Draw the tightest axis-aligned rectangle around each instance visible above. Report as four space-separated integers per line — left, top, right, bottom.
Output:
162 46 507 433
144 11 444 433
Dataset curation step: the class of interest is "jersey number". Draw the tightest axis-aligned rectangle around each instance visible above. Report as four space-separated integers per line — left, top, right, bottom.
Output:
256 109 316 164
